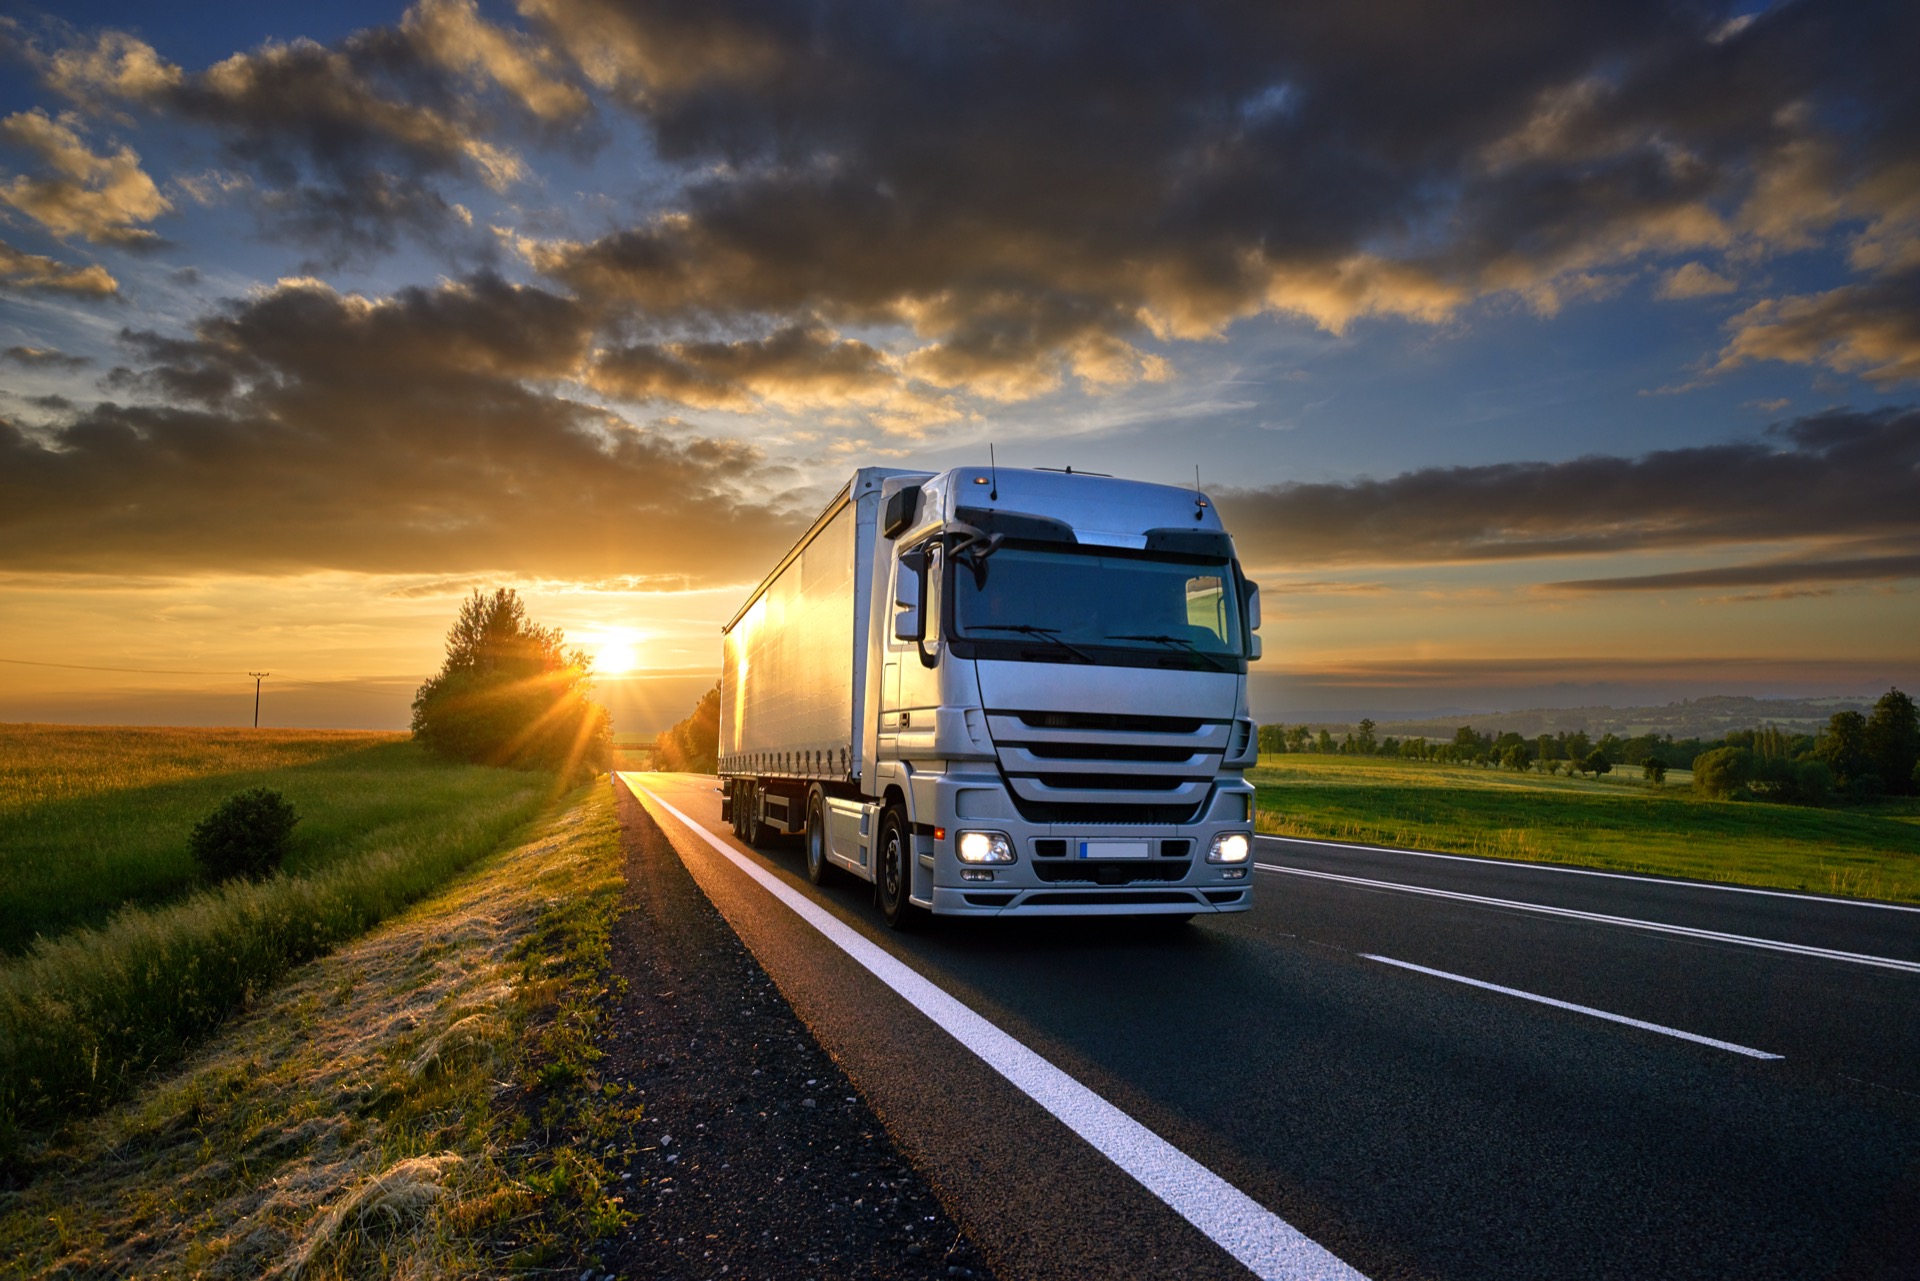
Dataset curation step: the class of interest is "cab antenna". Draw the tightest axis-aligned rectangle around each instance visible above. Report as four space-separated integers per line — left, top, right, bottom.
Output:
989 442 999 500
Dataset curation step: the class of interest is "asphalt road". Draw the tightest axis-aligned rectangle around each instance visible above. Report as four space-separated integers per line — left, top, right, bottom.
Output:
617 772 1920 1281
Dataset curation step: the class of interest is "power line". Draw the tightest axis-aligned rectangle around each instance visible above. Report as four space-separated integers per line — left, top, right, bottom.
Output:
0 656 254 676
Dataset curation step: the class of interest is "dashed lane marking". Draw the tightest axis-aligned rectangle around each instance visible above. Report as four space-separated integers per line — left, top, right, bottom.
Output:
624 776 1369 1281
1361 954 1785 1059
1257 863 1920 974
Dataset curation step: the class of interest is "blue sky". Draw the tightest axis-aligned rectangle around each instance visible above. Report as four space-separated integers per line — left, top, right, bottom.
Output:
1 0 1915 729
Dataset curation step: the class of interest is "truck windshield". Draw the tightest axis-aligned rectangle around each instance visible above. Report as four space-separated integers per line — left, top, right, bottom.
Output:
951 545 1244 663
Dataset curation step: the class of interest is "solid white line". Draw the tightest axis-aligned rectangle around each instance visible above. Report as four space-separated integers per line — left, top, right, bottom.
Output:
1257 864 1920 974
1361 954 1785 1060
1255 834 1920 913
623 775 1367 1281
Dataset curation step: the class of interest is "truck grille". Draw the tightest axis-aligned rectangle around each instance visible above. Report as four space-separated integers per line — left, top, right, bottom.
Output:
986 709 1230 825
1032 859 1191 885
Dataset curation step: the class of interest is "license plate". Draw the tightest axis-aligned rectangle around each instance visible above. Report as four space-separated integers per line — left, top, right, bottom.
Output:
1079 839 1150 859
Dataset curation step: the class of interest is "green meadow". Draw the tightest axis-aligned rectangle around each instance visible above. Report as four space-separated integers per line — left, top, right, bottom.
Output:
0 723 562 1141
1252 754 1920 903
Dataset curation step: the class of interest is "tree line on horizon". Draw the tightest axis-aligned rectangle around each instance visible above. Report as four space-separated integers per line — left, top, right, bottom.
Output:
1257 688 1920 805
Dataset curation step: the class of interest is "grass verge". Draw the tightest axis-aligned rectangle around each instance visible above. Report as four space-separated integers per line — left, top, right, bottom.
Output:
0 752 555 1141
0 779 632 1278
1251 754 1920 902
0 725 547 953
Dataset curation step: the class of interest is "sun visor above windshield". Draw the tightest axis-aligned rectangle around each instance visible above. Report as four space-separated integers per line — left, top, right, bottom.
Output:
953 506 1078 545
1144 528 1234 558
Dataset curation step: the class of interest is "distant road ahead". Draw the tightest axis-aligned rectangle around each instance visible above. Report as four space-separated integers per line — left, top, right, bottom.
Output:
621 772 1920 1281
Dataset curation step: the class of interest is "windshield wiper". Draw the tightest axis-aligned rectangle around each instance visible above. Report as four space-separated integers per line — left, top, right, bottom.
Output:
968 624 1095 664
1104 633 1235 670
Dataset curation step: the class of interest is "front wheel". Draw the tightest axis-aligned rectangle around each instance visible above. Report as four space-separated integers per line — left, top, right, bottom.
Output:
804 791 833 885
875 807 921 930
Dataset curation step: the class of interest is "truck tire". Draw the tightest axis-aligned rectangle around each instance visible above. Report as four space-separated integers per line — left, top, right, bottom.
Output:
875 806 921 929
728 780 747 839
804 790 834 885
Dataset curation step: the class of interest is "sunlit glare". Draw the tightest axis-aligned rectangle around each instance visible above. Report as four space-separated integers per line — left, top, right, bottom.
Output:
591 628 643 675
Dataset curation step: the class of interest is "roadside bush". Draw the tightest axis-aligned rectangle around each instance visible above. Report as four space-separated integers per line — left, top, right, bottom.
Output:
189 788 299 881
1693 746 1755 799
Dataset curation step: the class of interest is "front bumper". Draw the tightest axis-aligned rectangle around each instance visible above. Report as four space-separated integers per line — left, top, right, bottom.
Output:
918 772 1256 916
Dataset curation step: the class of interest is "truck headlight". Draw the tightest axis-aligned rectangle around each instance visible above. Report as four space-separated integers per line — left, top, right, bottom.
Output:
955 830 1015 864
1207 832 1251 864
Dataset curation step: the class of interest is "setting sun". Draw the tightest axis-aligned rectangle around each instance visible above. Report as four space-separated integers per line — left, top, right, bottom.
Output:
591 629 643 676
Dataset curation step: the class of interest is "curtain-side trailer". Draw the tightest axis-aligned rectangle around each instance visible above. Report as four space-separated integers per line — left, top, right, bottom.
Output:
719 464 1262 927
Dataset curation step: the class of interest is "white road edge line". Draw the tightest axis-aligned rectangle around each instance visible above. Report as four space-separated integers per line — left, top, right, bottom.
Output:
1256 835 1920 914
1257 864 1920 974
624 776 1368 1281
1361 954 1785 1060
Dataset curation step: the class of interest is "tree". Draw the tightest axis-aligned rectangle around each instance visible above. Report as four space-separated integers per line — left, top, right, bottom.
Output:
1500 743 1533 772
1355 718 1378 754
411 588 611 776
1583 749 1612 778
1694 746 1755 799
1815 710 1874 794
1316 728 1335 753
1865 688 1919 796
654 683 721 773
1643 756 1668 785
1285 725 1312 753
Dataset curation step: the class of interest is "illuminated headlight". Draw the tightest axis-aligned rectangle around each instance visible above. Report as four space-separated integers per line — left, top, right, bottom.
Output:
955 830 1015 864
1207 832 1252 864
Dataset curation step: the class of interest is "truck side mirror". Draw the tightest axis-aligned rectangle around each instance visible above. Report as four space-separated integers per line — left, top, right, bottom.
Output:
893 554 923 641
1245 582 1262 631
1248 634 1263 660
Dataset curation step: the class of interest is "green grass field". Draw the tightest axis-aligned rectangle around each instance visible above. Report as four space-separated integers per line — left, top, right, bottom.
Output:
0 723 566 1141
1251 754 1920 902
0 724 548 953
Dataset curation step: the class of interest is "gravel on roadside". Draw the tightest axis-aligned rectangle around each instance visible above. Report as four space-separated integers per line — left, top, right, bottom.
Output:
589 783 998 1281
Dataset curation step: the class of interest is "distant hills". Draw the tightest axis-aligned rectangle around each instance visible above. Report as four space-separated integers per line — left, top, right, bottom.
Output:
1355 696 1874 742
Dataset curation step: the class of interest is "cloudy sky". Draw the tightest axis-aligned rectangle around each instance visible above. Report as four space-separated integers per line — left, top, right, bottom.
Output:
1 0 1915 730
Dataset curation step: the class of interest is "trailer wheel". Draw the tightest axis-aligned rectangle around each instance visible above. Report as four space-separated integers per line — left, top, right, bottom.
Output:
804 790 833 886
875 807 921 929
728 781 747 839
744 784 774 847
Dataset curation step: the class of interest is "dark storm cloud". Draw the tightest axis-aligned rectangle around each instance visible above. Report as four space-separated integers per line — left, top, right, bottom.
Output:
3 344 92 369
0 273 799 580
1218 406 1920 568
15 0 1919 391
587 321 957 427
520 0 1920 388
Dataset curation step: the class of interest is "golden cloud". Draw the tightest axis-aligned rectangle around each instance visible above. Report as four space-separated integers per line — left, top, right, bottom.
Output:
0 108 169 243
0 237 116 295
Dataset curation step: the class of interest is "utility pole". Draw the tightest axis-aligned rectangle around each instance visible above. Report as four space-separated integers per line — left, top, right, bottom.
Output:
250 672 269 728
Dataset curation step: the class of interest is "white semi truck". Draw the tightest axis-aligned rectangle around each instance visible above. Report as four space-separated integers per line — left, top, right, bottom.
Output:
718 465 1262 927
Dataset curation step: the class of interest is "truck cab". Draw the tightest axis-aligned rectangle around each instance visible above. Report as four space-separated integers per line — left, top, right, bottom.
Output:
719 464 1262 926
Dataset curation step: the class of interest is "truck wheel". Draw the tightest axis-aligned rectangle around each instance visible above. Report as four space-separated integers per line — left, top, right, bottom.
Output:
804 791 833 885
875 807 921 929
